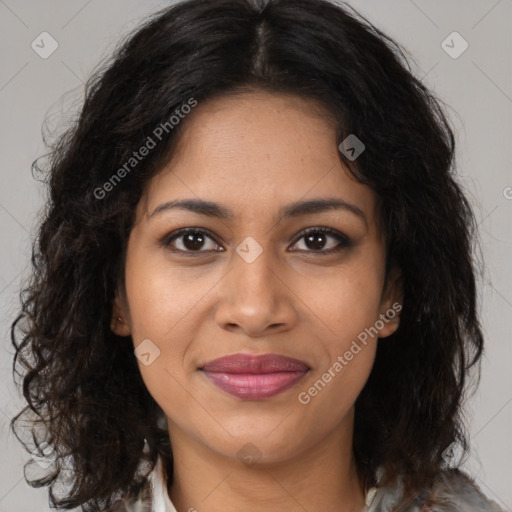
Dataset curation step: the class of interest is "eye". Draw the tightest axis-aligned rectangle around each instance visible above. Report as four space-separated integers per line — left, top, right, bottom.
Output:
161 228 223 253
160 226 351 255
289 227 351 254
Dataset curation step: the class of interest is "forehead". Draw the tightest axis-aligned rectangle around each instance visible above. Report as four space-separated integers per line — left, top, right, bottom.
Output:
138 91 377 226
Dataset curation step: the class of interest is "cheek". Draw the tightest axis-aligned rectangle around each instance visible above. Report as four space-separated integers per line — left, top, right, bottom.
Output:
296 306 378 433
301 345 376 446
123 261 199 399
123 250 226 404
292 257 383 404
126 275 198 420
124 255 210 343
295 258 384 346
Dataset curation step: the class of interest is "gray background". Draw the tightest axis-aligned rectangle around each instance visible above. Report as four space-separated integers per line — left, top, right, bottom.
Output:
0 0 511 511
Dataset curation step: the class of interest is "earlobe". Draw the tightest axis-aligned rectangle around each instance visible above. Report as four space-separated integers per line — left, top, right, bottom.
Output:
110 295 131 337
377 303 402 338
378 267 403 339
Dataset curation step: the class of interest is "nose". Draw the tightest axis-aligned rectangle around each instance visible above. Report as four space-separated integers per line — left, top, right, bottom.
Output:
214 242 298 337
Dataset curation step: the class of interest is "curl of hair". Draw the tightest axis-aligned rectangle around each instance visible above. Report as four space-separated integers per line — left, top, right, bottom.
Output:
11 0 483 509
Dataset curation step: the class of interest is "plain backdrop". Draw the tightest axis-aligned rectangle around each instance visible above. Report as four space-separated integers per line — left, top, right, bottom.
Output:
0 1 511 511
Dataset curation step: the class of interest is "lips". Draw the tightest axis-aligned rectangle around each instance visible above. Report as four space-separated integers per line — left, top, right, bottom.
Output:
200 353 310 399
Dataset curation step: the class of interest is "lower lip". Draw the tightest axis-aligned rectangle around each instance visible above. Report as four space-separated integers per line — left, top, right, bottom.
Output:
201 370 309 399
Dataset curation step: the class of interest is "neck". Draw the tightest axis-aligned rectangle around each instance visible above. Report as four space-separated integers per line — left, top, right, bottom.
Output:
166 409 367 512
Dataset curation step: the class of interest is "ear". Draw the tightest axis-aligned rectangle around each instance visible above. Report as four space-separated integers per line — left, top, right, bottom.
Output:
377 267 403 339
110 292 132 337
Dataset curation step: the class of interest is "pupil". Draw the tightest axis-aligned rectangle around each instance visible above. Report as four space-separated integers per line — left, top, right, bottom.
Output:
306 233 326 250
184 233 204 250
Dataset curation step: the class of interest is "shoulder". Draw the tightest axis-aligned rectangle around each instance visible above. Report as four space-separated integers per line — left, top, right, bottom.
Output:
368 469 507 512
425 470 506 511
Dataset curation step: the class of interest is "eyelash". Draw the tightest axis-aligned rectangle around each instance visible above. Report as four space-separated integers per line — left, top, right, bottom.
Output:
160 226 351 256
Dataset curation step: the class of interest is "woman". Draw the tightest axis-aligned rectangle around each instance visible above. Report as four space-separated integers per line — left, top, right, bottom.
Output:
10 0 505 510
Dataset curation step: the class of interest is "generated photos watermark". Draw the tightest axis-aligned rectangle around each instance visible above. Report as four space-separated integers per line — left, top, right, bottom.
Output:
298 301 402 405
338 134 365 161
94 97 197 200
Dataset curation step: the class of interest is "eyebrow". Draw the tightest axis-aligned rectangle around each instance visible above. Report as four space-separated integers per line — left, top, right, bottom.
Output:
149 197 367 225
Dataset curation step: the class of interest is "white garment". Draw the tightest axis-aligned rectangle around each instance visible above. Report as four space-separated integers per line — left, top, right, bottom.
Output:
150 455 178 512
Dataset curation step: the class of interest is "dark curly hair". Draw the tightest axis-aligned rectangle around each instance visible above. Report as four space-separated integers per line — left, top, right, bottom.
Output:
10 0 484 509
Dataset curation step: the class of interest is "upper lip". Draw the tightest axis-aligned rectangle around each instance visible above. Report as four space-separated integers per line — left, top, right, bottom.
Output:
201 353 310 374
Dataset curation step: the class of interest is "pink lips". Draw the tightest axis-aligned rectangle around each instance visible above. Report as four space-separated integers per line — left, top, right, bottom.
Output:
200 353 310 400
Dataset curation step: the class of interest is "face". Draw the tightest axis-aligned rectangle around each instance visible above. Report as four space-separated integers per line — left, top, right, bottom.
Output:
111 91 401 465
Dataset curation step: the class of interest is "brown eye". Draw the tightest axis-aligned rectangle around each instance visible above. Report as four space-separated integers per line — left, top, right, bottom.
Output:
162 228 223 253
290 227 351 254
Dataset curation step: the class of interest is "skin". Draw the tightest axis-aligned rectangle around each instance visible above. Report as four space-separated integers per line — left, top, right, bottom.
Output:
111 91 401 512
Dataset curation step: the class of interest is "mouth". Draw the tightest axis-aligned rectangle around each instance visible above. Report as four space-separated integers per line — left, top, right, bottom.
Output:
199 353 310 400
